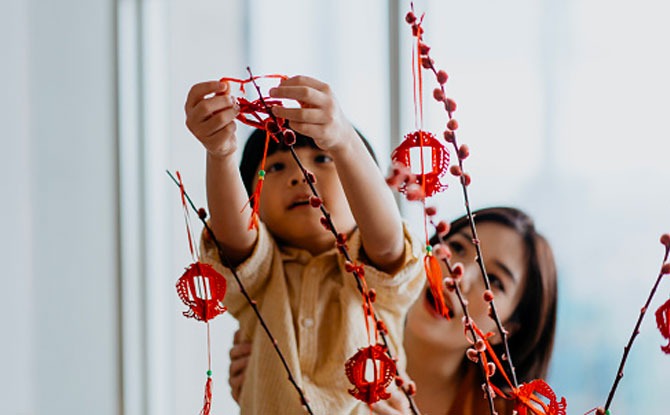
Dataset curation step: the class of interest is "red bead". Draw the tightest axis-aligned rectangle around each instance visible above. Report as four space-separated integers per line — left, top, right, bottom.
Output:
437 70 449 85
447 118 459 131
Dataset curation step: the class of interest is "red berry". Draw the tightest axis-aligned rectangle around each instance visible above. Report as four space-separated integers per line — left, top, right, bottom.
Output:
662 262 670 275
425 206 438 216
305 171 316 184
368 289 377 303
309 195 322 208
447 118 459 131
282 129 296 146
419 42 431 55
405 11 416 24
661 233 670 248
437 70 449 85
443 129 455 143
433 87 445 102
436 220 450 236
394 376 404 387
450 165 463 177
462 173 472 186
421 56 433 69
197 208 208 220
487 362 496 377
434 244 451 260
336 233 347 245
458 144 470 160
265 119 280 134
475 339 486 352
452 263 464 278
466 348 479 362
445 98 457 112
483 290 494 302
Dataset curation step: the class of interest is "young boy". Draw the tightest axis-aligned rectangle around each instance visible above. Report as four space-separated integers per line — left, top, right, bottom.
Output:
185 75 424 414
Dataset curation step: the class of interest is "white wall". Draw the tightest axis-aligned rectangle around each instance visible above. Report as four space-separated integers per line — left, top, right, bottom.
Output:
1 1 120 414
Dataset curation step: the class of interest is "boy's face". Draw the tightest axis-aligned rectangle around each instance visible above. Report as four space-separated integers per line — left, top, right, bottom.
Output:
252 146 356 254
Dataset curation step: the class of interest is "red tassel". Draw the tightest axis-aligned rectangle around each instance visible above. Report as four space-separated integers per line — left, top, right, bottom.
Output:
200 375 213 415
655 298 670 354
246 130 272 230
424 255 450 319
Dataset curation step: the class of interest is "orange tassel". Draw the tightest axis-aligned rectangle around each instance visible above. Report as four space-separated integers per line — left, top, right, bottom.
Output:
246 130 272 230
200 375 213 415
424 254 450 319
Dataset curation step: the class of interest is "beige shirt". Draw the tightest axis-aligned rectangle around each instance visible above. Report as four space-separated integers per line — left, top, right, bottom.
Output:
201 222 424 414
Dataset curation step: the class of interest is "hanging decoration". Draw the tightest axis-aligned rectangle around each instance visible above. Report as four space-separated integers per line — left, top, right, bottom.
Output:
655 298 670 354
345 344 396 404
219 73 291 230
174 171 228 415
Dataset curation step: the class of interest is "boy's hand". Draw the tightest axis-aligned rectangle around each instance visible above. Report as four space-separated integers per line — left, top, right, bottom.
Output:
185 80 240 159
269 76 357 152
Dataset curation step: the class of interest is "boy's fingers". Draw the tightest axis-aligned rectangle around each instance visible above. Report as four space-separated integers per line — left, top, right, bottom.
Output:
269 85 328 108
185 80 228 110
279 75 329 92
271 107 325 124
229 356 250 377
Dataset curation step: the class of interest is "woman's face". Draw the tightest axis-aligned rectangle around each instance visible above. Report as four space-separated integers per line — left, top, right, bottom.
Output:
405 221 528 351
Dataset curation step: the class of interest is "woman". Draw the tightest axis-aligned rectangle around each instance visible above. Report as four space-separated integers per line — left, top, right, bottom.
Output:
229 207 558 414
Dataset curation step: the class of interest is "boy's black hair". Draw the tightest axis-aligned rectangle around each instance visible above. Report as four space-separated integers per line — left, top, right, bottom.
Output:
239 127 378 196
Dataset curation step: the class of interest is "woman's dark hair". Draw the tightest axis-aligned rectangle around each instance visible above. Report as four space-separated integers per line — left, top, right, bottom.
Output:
435 207 558 384
239 127 377 196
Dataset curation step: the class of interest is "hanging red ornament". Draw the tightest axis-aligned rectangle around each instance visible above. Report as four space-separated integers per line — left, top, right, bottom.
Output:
513 379 567 415
655 298 670 354
345 344 396 405
176 262 228 322
391 130 449 198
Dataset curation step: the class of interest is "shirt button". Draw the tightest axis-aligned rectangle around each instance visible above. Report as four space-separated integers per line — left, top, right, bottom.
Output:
301 317 314 328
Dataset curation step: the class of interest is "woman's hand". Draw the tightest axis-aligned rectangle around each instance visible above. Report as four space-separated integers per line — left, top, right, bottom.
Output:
228 329 251 403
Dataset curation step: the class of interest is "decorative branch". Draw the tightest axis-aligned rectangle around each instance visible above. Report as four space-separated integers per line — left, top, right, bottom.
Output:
166 170 314 415
246 68 420 414
404 3 520 389
598 234 670 414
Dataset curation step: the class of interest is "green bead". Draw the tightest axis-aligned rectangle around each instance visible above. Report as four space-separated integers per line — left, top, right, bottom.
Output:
258 170 265 177
425 245 433 253
206 370 212 377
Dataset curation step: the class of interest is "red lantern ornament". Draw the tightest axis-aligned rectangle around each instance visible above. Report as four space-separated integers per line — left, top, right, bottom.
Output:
655 298 670 354
345 344 396 405
391 130 449 198
176 262 228 322
513 379 567 415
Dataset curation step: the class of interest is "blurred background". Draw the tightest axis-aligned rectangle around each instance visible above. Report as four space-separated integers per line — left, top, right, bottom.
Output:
2 0 669 414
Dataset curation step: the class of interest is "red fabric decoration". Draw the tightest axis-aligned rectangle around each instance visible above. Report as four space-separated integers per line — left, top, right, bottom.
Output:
655 298 670 354
345 344 396 405
424 254 451 319
176 262 228 322
513 379 567 415
391 130 449 197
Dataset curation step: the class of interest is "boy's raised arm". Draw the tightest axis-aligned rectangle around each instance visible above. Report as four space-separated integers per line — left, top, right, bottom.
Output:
270 76 405 273
185 80 257 265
